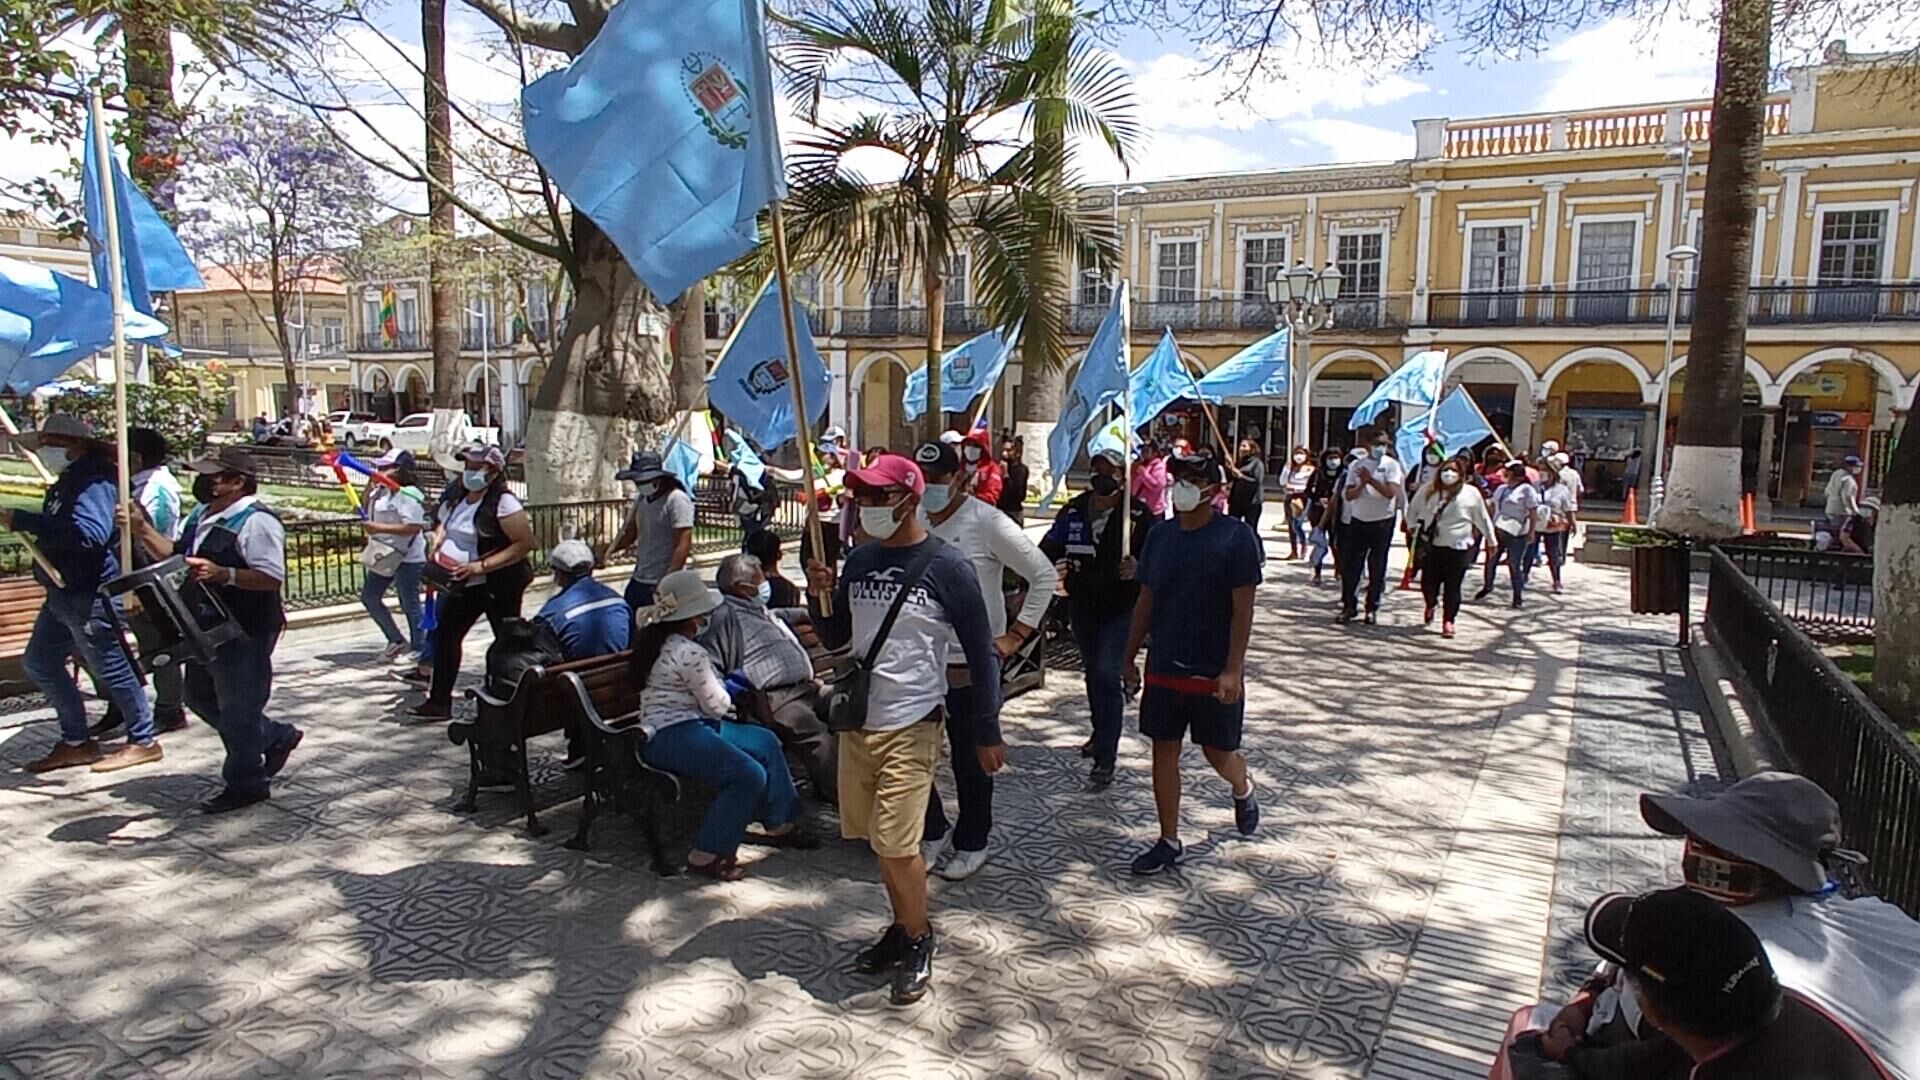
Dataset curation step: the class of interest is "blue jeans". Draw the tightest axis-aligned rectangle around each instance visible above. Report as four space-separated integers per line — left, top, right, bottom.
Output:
925 681 993 851
1287 503 1308 553
23 588 154 745
1498 533 1534 602
184 631 294 796
1069 606 1131 770
1541 531 1568 586
361 562 425 653
642 719 800 860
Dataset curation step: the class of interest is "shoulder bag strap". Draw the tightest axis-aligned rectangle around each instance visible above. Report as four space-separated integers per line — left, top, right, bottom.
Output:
861 537 946 668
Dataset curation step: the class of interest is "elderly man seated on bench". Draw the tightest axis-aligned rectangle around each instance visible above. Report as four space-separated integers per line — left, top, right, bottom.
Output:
698 552 836 803
1504 771 1916 1080
534 540 632 767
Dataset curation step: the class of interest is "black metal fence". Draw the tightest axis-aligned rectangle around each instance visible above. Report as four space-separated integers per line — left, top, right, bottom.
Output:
1706 547 1919 917
1716 544 1873 641
279 478 807 610
1425 282 1920 328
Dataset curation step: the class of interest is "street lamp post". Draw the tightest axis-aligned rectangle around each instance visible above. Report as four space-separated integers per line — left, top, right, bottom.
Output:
1651 143 1697 513
466 291 493 431
1266 261 1343 455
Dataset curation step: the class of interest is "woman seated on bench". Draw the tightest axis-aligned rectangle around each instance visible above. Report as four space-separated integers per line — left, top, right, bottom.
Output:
632 569 815 881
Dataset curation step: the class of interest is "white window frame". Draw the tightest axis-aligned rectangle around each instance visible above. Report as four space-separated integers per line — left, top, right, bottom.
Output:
1570 213 1645 291
1151 238 1200 302
941 253 969 307
1809 201 1899 285
1327 224 1390 298
1460 219 1531 292
1236 230 1292 300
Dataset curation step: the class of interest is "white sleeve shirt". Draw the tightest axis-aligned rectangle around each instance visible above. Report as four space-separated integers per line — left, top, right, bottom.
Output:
189 496 287 582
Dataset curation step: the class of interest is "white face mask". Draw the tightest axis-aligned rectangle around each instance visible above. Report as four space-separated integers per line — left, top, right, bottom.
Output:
963 445 983 463
1439 469 1460 485
40 446 72 471
1170 480 1206 513
860 502 904 540
1292 453 1307 464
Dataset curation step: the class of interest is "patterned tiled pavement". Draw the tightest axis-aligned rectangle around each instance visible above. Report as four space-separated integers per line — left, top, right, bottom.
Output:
0 545 1717 1079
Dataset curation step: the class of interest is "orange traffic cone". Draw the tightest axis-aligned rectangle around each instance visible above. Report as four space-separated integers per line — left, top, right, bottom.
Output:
1623 488 1638 526
1741 492 1756 534
1398 556 1418 590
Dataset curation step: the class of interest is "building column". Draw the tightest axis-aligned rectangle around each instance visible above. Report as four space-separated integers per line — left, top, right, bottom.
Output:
1755 405 1781 517
1774 168 1806 284
1539 184 1564 289
499 355 521 443
1412 184 1437 324
827 347 849 437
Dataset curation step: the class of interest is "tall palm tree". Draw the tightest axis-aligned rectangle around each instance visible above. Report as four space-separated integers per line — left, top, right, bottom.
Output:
778 0 1138 439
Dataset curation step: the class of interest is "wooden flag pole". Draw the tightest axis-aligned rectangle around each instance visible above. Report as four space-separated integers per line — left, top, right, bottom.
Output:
90 87 134 573
767 201 831 616
1176 354 1233 455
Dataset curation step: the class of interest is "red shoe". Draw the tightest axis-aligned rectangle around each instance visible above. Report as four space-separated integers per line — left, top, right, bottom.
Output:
1441 621 1456 638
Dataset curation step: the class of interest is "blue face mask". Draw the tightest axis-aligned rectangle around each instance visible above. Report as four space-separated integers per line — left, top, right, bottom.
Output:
921 482 955 514
755 580 772 605
462 469 489 491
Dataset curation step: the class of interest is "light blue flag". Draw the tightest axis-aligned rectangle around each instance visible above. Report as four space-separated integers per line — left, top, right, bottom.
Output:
522 0 785 299
1195 327 1290 401
83 114 204 317
1396 387 1496 466
1350 348 1448 430
0 256 169 393
1129 329 1191 427
1043 280 1130 506
706 279 830 451
1086 411 1137 460
902 326 1016 422
663 435 704 491
722 428 766 488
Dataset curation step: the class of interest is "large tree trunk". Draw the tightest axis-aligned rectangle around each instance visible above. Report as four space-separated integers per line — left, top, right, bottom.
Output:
523 216 673 504
923 270 946 441
1015 17 1074 487
423 0 466 465
1656 0 1769 539
669 283 708 412
120 7 177 210
1875 416 1920 720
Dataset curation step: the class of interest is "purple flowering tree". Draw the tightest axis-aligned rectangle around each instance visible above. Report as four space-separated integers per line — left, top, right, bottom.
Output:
179 106 376 421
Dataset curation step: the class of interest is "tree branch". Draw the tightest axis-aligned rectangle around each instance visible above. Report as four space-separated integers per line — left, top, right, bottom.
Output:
461 0 587 55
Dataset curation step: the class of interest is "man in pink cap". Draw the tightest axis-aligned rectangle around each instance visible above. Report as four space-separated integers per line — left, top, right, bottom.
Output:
806 452 1006 1006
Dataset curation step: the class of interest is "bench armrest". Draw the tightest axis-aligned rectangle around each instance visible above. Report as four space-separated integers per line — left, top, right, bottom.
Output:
463 686 514 709
561 672 645 737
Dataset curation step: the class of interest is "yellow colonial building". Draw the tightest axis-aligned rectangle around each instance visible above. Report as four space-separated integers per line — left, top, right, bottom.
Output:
806 47 1918 511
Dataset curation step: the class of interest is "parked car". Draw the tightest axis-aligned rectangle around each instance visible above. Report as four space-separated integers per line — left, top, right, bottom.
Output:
329 411 394 449
381 412 500 455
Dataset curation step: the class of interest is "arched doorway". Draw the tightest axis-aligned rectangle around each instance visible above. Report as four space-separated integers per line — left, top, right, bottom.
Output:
361 367 397 421
1303 349 1392 452
1540 347 1654 500
395 365 429 418
1664 356 1774 503
853 353 913 452
1766 349 1907 508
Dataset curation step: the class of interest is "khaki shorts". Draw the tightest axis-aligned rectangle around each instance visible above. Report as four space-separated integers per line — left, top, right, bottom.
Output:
838 721 943 859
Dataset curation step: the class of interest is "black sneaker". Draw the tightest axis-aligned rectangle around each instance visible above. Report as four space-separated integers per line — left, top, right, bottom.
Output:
1335 610 1355 624
1077 740 1093 759
891 932 936 1005
1086 764 1115 791
264 728 303 778
1233 785 1260 836
853 923 907 974
153 710 189 735
201 788 270 815
1363 610 1377 625
1129 837 1183 875
1472 586 1493 601
89 707 124 739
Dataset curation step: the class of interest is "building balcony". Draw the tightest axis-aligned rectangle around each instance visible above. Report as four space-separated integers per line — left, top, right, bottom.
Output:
1422 95 1793 160
835 304 993 338
355 330 425 351
1065 296 1410 335
1426 283 1920 328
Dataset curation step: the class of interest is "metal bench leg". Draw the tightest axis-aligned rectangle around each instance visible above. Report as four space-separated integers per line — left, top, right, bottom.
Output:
458 742 480 814
565 772 599 851
512 740 548 836
643 782 676 877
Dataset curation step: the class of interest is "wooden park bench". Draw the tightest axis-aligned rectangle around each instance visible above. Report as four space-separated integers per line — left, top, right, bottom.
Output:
448 651 630 837
0 577 47 691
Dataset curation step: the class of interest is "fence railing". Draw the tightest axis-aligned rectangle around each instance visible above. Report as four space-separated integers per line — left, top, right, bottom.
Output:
1705 547 1919 918
1716 544 1873 639
1425 283 1920 329
277 478 805 610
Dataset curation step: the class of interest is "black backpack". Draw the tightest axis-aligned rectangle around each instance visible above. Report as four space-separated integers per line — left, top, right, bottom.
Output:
483 617 567 700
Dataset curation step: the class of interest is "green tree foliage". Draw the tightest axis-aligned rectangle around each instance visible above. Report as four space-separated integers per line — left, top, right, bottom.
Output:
41 363 234 457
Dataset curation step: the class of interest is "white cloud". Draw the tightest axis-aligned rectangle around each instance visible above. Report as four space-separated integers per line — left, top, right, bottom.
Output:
1077 130 1269 182
1122 49 1430 134
1533 15 1719 111
1278 119 1416 163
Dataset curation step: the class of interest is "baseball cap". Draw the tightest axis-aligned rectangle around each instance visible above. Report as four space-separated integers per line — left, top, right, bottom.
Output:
1505 458 1529 470
1843 454 1863 467
821 425 847 443
1551 451 1571 466
16 413 100 451
938 429 966 446
456 441 506 468
1639 772 1840 893
912 441 962 479
372 447 416 470
1541 440 1561 454
548 539 596 574
186 445 261 476
614 450 667 482
1168 454 1225 486
845 452 925 497
1091 446 1125 468
1583 887 1779 1033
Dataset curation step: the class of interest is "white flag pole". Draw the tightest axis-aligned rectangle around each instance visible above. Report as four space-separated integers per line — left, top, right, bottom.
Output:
90 88 134 573
1119 279 1134 555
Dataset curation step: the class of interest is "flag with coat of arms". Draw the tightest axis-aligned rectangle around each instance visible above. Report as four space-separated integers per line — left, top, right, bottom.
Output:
902 326 1017 422
705 277 831 451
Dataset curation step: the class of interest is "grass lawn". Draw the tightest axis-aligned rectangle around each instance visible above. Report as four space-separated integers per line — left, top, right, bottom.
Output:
1825 644 1920 747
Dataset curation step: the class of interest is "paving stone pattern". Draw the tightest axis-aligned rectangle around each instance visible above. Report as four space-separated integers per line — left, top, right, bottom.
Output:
0 551 1701 1079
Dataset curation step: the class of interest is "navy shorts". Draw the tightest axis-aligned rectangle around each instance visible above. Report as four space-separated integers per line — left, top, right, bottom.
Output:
1139 683 1244 751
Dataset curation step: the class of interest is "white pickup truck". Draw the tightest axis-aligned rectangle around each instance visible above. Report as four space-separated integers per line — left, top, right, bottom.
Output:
329 411 395 449
381 412 501 455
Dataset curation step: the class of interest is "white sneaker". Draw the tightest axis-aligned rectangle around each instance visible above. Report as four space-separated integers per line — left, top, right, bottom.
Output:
937 847 990 881
920 834 950 872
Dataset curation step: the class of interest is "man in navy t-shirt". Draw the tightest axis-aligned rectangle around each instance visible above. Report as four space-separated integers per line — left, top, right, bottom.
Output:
1122 454 1264 875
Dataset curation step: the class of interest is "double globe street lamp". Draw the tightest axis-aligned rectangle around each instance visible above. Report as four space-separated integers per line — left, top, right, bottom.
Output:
1267 261 1344 458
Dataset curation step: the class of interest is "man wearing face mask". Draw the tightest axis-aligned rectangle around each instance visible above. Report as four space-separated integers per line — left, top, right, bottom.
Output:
995 436 1029 523
958 427 1003 508
1336 432 1406 625
700 552 837 801
123 446 304 812
806 453 1004 1005
1121 455 1264 875
609 450 696 610
914 440 1055 880
6 414 164 774
1040 446 1153 789
534 540 631 768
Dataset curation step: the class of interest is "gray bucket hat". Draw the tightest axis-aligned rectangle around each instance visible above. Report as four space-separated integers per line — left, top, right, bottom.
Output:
16 413 100 451
637 569 722 628
1639 771 1841 893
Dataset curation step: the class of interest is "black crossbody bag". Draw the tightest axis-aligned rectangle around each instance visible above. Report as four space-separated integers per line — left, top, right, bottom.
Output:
825 538 946 733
